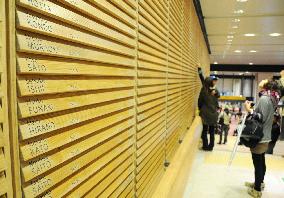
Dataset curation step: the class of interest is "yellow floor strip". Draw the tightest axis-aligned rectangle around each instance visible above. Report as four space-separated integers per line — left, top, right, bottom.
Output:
204 151 284 171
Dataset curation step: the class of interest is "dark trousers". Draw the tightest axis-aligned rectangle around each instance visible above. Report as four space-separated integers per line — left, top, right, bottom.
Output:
219 124 229 143
201 125 215 149
266 141 276 154
252 153 266 191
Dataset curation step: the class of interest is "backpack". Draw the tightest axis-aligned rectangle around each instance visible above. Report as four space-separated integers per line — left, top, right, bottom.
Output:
240 113 264 148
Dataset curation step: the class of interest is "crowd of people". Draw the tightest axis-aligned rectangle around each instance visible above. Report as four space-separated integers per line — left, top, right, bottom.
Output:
197 68 284 198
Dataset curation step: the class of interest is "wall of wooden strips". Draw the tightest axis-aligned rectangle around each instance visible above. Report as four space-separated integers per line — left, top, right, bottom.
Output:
4 0 210 197
0 1 13 197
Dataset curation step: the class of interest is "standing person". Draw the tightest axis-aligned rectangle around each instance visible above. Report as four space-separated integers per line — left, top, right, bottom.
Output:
198 76 220 151
266 113 281 154
244 80 280 198
218 108 231 144
234 109 243 136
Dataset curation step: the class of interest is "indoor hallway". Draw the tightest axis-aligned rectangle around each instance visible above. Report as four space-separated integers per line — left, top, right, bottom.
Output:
183 137 284 198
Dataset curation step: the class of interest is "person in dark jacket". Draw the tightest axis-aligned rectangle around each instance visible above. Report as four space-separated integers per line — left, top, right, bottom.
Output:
198 76 220 151
266 113 281 154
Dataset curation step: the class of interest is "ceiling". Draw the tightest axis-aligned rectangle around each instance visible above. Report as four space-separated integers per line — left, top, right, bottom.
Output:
200 0 284 65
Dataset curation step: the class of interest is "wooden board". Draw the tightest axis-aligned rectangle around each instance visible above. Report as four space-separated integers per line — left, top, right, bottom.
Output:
0 0 13 197
6 0 211 197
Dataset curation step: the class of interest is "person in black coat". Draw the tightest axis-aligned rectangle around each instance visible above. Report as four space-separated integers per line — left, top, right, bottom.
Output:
198 68 220 151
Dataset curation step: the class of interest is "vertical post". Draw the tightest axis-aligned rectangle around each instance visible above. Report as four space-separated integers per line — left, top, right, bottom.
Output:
251 76 254 99
0 0 12 197
133 0 139 197
164 0 170 167
6 0 21 197
240 75 244 96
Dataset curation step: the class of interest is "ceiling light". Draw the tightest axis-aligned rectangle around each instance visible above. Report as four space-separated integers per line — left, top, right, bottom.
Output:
269 33 281 37
244 33 256 37
237 0 248 2
249 63 253 65
234 50 242 53
214 62 218 64
228 39 233 42
227 35 234 39
232 26 239 29
233 19 240 22
245 71 250 74
249 50 257 53
239 73 244 75
234 10 244 14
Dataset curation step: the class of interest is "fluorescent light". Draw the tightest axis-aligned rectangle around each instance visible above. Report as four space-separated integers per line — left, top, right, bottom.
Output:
249 63 253 65
228 39 233 42
245 71 250 74
227 35 234 39
232 26 239 29
249 50 257 53
214 62 218 64
244 33 255 37
233 19 240 22
237 0 248 2
234 10 244 14
234 50 242 53
239 73 244 75
269 33 281 37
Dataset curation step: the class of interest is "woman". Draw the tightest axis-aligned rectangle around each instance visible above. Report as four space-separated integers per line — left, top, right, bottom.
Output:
244 80 280 198
198 77 220 151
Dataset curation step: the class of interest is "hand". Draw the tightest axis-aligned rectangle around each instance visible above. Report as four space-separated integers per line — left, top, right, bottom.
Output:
198 67 202 74
244 100 252 112
211 89 216 95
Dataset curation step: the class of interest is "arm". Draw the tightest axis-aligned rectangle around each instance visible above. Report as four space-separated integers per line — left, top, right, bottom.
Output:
254 97 271 122
198 67 205 85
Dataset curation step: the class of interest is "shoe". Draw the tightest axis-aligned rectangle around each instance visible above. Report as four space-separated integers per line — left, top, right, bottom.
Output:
207 147 213 151
245 182 265 191
223 142 227 144
248 187 262 198
217 142 221 145
202 147 209 151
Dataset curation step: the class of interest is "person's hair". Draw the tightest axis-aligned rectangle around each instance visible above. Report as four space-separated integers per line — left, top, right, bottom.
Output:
263 80 279 92
258 79 268 89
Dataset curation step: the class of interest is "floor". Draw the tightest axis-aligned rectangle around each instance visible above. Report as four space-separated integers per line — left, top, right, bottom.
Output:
183 136 284 198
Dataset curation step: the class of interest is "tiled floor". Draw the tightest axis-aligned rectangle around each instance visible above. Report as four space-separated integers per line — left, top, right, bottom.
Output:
183 136 284 198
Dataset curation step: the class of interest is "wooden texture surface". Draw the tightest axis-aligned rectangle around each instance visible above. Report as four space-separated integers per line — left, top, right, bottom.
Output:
5 0 210 197
0 1 13 197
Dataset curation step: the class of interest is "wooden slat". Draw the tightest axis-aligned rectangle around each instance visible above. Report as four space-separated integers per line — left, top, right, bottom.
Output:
68 154 133 197
88 0 136 28
58 0 136 38
18 89 134 118
0 154 7 173
16 10 135 57
20 113 134 161
17 76 134 96
17 0 136 47
0 175 8 196
16 33 136 67
19 99 134 140
22 131 134 197
85 163 134 197
40 143 133 198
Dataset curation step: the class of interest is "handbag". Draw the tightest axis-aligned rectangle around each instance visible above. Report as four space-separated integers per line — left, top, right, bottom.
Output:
240 113 264 148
